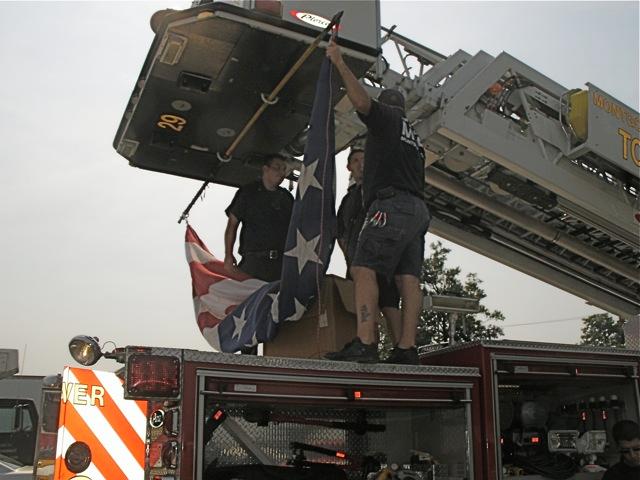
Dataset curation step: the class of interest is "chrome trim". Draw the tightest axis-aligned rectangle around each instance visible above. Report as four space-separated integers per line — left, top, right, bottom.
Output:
196 368 475 390
201 389 472 403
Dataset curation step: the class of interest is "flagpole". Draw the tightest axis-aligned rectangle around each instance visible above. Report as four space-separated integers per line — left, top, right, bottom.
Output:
178 11 344 224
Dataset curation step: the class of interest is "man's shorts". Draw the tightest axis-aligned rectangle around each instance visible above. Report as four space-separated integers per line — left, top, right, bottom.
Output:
352 190 430 279
346 263 399 309
377 274 400 309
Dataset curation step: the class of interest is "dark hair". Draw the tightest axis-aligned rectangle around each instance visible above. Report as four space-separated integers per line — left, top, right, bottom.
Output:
263 154 286 167
347 148 364 163
612 420 640 443
378 89 405 110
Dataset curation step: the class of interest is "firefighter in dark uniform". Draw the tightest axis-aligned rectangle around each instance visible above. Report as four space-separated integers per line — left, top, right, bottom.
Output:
224 154 294 282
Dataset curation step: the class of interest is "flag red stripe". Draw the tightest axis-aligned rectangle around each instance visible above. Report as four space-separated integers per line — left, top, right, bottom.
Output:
197 311 222 330
189 261 230 297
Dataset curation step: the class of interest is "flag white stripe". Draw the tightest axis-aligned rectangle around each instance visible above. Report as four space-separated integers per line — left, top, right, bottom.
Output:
195 278 265 318
202 326 222 350
55 425 106 480
185 240 217 263
94 370 147 442
67 370 144 479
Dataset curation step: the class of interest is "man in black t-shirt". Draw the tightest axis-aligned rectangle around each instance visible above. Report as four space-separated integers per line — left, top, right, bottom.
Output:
224 154 294 282
602 420 640 480
325 40 431 365
337 148 402 344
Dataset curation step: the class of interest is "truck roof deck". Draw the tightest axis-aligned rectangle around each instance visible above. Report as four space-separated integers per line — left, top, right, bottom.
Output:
144 346 480 378
420 339 640 358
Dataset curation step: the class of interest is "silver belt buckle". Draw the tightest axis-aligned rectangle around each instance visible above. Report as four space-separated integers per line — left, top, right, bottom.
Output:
268 250 278 259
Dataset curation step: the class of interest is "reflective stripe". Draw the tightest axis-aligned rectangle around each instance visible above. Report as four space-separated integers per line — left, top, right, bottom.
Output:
72 369 145 467
60 401 126 479
55 367 146 480
94 370 147 440
54 426 106 480
66 369 144 479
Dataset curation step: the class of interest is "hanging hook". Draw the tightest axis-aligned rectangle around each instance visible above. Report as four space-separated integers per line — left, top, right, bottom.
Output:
261 93 279 105
216 151 232 163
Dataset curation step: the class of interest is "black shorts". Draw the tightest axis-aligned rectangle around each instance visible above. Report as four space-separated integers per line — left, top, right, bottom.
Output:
346 266 400 309
377 274 400 309
352 191 430 278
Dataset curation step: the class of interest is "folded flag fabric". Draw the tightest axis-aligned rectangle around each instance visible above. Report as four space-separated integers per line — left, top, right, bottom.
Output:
186 56 337 352
184 225 266 349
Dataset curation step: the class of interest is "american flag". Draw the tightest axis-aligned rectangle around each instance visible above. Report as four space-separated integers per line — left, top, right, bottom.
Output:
185 57 336 352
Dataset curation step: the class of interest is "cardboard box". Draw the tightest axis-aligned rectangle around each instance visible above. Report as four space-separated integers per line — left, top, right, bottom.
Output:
263 275 356 359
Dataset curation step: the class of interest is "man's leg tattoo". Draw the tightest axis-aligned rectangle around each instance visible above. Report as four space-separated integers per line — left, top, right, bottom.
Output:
359 305 371 324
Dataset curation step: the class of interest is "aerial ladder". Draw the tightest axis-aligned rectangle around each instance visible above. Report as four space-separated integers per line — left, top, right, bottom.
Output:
333 26 640 320
113 1 639 320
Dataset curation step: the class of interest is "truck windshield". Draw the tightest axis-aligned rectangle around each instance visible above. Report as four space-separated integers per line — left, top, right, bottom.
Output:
0 399 36 465
0 402 33 432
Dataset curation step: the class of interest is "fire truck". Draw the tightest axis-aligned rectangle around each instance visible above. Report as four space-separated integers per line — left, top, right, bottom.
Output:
33 1 639 479
33 338 640 480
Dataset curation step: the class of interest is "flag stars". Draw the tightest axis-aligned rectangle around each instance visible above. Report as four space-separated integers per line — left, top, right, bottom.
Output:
244 331 258 348
297 158 322 199
268 292 280 324
285 230 323 275
231 308 247 340
284 297 307 322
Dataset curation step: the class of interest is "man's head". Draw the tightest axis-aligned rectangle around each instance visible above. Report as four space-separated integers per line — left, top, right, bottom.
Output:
612 420 640 467
261 154 288 190
378 89 405 112
346 148 364 184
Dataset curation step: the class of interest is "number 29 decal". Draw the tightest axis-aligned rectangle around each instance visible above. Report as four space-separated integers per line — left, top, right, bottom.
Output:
157 113 187 132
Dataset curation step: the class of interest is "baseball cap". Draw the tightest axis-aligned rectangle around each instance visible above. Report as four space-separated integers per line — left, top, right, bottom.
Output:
378 89 405 110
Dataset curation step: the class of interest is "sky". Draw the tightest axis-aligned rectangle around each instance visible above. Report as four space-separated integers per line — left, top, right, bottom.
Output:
0 1 638 375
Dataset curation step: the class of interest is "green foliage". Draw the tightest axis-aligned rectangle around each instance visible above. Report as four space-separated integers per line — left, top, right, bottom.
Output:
579 313 625 347
417 241 504 347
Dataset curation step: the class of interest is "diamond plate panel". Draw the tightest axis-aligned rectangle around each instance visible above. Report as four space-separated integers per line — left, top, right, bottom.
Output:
420 339 640 358
201 401 470 480
176 348 479 377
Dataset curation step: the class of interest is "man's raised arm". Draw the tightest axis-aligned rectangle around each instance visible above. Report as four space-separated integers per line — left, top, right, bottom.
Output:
326 40 371 115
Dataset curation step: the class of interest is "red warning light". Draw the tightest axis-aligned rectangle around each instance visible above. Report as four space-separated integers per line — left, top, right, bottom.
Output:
335 451 347 459
581 412 588 421
213 409 225 421
531 436 541 444
348 389 363 400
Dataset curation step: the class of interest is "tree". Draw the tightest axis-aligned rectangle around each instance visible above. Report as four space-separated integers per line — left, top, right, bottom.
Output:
416 242 505 347
379 241 504 351
579 313 625 347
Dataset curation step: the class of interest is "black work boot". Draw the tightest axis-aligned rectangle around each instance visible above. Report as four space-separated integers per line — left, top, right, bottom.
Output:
383 346 420 365
325 337 379 363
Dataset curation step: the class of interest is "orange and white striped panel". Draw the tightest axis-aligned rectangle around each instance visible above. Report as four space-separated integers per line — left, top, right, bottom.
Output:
54 367 148 480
